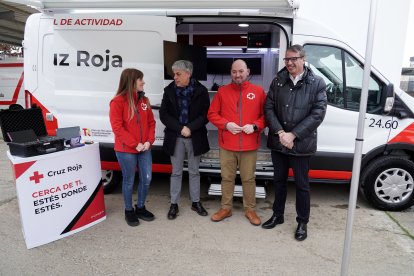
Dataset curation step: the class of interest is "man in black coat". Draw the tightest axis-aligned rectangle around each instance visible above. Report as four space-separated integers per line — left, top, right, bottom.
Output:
262 45 327 241
160 60 210 220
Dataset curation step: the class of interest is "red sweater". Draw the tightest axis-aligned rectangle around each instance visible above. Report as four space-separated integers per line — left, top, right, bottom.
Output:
208 81 266 151
109 93 155 153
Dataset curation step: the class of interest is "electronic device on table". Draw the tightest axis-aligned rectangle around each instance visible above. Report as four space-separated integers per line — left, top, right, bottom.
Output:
0 107 65 157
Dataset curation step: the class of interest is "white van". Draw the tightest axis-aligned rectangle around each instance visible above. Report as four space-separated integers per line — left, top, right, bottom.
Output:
15 0 414 211
0 57 24 110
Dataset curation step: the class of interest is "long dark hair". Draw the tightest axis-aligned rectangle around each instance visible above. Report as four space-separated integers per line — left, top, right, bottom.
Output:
115 68 144 120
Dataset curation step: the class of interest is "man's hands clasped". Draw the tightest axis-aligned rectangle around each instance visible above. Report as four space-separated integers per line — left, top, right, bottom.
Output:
226 122 256 135
181 126 191 137
278 131 295 150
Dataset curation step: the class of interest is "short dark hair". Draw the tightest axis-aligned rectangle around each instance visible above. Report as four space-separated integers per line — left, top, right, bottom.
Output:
287 44 306 58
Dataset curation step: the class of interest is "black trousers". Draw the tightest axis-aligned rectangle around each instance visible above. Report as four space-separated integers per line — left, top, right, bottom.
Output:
271 151 311 224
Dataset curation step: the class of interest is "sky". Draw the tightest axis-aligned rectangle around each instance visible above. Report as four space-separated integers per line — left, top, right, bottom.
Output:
403 1 414 67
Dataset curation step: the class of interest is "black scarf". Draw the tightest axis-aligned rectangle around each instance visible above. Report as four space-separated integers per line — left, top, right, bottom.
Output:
175 78 195 125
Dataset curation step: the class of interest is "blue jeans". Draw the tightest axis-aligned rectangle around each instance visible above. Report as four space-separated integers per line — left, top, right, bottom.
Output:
115 150 152 210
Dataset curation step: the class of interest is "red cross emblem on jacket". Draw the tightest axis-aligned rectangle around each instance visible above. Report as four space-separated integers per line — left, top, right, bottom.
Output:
247 93 255 100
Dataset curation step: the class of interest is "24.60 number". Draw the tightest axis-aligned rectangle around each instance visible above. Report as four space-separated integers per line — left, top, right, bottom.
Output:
368 118 398 129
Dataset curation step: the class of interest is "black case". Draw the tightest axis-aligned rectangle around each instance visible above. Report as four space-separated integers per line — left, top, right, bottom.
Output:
0 107 65 157
0 107 47 141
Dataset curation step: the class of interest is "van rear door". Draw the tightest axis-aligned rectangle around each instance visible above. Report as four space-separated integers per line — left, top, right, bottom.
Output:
52 14 176 144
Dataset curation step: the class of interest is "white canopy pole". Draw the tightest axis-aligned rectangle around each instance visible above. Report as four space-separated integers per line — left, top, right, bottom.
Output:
340 0 378 275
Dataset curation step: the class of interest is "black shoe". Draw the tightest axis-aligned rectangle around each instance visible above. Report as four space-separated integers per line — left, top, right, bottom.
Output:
295 223 307 241
191 201 208 216
125 209 139 227
167 204 179 220
262 214 284 229
135 205 155 222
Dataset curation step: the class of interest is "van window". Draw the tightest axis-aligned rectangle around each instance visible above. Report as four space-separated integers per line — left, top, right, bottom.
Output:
304 44 383 114
176 22 285 92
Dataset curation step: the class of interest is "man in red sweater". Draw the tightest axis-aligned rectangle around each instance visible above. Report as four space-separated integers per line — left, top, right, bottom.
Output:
208 59 266 226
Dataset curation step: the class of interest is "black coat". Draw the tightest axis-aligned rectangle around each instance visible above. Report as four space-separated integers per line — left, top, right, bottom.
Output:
265 67 327 156
160 79 210 156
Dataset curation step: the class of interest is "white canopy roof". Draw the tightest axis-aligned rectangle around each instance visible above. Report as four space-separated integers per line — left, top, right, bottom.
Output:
6 0 296 16
0 1 37 45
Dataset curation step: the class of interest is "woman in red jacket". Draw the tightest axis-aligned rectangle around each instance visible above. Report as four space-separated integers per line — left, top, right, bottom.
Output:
109 68 156 227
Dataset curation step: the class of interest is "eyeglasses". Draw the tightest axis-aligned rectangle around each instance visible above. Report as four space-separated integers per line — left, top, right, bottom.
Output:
283 56 303 63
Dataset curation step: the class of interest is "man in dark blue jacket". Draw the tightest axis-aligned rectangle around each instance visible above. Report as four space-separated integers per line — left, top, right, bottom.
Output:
263 45 327 241
160 60 210 220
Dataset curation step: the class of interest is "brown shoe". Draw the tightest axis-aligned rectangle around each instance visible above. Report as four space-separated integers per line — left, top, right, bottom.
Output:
245 210 261 226
211 208 232 222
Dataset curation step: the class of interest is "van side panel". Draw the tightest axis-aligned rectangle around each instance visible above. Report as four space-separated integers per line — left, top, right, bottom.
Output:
31 14 176 146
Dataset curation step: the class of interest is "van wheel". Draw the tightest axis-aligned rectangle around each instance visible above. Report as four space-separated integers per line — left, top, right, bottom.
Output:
101 170 121 194
361 156 414 211
9 104 23 110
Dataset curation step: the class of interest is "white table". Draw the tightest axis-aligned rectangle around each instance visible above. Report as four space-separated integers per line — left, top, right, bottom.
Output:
7 142 106 249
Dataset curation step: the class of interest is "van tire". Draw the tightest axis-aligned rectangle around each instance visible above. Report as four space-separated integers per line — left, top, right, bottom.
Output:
101 170 121 194
9 104 23 110
361 156 414 211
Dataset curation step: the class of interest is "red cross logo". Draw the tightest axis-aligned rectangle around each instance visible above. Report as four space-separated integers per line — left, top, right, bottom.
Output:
82 128 91 136
247 93 255 100
29 171 44 184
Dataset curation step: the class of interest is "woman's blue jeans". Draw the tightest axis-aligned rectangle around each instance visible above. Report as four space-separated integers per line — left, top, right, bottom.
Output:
115 150 152 211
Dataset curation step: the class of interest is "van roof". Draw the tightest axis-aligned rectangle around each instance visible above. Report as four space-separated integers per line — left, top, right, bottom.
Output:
11 0 296 18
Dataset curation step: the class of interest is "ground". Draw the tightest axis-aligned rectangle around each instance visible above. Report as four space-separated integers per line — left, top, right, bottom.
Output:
0 139 413 275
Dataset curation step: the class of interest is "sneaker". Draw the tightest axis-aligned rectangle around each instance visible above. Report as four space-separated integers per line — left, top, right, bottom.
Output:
135 205 155 221
125 209 139 227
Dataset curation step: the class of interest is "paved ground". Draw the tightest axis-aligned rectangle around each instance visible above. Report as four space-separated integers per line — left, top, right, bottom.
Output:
0 138 413 275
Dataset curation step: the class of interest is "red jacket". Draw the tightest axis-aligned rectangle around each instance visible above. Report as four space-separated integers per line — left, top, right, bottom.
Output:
109 93 155 153
208 81 266 151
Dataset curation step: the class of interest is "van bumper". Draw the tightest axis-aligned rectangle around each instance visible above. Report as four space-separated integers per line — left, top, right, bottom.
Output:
98 143 172 172
197 159 274 180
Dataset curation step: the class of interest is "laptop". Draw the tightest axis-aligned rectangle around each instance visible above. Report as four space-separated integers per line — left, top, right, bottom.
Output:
1 108 65 157
56 126 84 147
7 129 39 144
